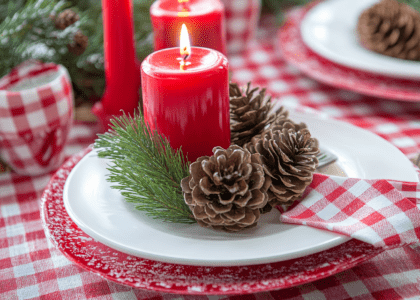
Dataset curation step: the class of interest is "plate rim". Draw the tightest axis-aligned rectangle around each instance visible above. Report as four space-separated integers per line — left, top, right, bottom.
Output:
40 146 384 294
300 0 420 79
62 110 417 267
278 5 420 102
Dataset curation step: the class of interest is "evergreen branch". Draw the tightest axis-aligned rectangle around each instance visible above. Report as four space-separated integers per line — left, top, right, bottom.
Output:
0 0 77 78
0 0 153 102
401 0 420 12
94 109 196 224
261 0 312 22
67 0 154 100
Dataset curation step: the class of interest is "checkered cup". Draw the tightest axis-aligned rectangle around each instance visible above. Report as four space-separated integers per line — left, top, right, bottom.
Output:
221 0 261 54
0 61 74 176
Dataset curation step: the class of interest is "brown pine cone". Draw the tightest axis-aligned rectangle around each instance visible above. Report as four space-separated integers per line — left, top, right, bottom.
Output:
181 145 271 232
272 117 308 131
230 82 289 147
271 118 319 148
55 9 80 30
244 123 319 213
357 0 420 61
68 31 88 56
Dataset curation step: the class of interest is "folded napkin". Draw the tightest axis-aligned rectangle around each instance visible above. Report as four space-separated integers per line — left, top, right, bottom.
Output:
277 173 420 249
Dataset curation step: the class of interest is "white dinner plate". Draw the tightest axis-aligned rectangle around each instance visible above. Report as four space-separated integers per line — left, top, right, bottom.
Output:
63 111 418 266
300 0 420 79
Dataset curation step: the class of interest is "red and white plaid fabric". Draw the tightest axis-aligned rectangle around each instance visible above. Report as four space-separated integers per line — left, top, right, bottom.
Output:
221 0 261 53
279 173 420 249
2 5 420 299
0 61 74 175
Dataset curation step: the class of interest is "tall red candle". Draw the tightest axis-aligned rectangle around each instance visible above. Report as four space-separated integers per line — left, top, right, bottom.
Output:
141 26 230 162
150 0 227 55
93 0 141 128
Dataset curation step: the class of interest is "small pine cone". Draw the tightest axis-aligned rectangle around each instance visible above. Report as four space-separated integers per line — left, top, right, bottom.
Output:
272 118 308 131
55 9 80 30
230 82 289 147
357 0 420 61
68 31 88 56
181 145 271 232
271 118 319 148
244 123 319 213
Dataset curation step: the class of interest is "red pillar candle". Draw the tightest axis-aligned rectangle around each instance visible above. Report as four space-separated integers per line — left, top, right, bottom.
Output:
141 25 230 162
92 0 141 129
150 0 227 55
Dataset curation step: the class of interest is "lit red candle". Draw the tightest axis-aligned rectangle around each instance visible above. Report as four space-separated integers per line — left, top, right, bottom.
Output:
141 25 230 162
150 0 227 55
93 0 141 129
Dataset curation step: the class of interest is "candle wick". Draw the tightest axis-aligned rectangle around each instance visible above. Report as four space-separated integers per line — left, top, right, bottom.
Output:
183 54 189 61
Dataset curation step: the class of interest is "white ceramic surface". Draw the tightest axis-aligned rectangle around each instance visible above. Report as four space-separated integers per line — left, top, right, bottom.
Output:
63 111 418 266
300 0 420 79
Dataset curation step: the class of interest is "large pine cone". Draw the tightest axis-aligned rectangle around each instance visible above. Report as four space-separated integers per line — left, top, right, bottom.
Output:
230 82 289 147
357 0 420 61
181 145 271 232
244 122 319 213
55 9 80 30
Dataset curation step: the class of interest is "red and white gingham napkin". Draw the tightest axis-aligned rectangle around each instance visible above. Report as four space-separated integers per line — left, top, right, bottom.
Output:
278 173 420 249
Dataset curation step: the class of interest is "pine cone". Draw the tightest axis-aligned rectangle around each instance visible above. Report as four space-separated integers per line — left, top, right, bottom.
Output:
55 9 80 30
244 123 319 213
272 118 319 148
357 0 420 61
181 145 271 232
230 82 289 147
272 117 307 131
68 31 88 56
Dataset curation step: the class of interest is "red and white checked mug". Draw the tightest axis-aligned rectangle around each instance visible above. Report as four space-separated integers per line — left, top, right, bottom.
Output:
0 61 74 175
221 0 261 54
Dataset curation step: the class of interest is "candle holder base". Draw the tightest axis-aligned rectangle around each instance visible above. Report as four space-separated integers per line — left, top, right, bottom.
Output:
92 101 121 132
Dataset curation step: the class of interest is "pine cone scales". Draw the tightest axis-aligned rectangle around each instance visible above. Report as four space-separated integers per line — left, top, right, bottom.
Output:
55 9 80 30
230 82 289 147
68 31 89 56
357 0 420 61
244 123 319 213
181 145 271 232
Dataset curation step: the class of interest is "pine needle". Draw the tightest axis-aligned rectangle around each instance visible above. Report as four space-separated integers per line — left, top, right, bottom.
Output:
0 0 75 78
94 109 196 224
402 0 420 12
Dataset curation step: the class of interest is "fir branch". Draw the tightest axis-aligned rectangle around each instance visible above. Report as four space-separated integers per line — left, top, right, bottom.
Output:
0 0 27 23
261 0 312 22
0 0 78 78
94 109 196 224
401 0 420 12
0 0 153 103
68 0 154 100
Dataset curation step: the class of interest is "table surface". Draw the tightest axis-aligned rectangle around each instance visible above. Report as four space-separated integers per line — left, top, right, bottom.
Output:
1 13 420 300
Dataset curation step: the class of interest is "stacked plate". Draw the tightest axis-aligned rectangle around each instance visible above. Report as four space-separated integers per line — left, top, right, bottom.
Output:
279 0 420 101
41 111 418 295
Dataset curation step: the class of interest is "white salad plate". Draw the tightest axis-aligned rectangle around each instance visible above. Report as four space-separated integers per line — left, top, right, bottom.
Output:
300 0 420 79
63 111 418 266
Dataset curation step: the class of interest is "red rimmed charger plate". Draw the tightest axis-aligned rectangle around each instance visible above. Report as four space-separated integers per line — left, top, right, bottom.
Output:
278 2 420 102
40 147 383 295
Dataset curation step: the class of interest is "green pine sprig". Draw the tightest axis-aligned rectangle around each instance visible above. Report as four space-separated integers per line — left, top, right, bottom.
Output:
94 109 196 224
0 0 78 78
402 0 420 12
261 0 312 23
0 0 154 103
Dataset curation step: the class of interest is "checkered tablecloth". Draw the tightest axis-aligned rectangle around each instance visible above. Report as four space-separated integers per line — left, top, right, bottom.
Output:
2 13 420 300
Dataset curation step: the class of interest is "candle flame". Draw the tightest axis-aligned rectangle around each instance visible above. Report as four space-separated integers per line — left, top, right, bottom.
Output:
178 0 188 2
180 24 191 59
